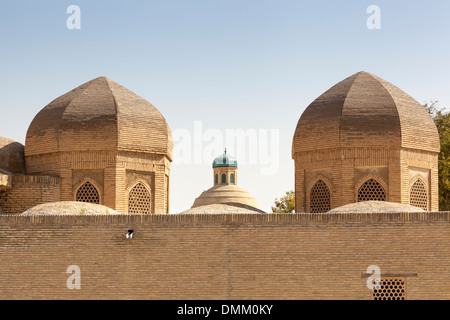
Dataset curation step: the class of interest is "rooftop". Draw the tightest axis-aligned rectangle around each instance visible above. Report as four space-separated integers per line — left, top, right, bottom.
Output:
292 71 440 156
212 149 237 168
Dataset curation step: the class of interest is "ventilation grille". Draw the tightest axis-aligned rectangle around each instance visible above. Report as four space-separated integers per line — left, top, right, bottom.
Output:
372 278 406 300
310 180 331 213
75 181 100 204
410 179 428 210
358 179 386 202
128 183 151 214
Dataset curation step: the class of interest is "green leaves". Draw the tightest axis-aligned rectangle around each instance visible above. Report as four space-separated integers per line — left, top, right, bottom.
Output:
425 101 450 211
271 190 295 213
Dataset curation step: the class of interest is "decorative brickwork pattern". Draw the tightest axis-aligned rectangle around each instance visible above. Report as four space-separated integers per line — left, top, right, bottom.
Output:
372 278 406 300
292 72 439 154
18 77 173 214
309 180 331 213
25 77 173 158
128 183 151 214
358 179 386 202
410 179 428 210
292 72 440 212
75 181 100 204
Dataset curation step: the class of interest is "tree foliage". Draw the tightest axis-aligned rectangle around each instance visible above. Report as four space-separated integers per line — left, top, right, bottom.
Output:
271 190 295 213
424 101 450 211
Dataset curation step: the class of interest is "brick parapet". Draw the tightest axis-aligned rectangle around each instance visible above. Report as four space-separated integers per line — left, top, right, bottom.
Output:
0 211 450 299
3 211 450 226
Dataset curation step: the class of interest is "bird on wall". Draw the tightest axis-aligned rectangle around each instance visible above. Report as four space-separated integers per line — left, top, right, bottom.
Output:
126 230 134 239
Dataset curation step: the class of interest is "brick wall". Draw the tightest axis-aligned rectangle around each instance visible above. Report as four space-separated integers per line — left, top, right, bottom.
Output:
21 150 171 214
0 175 60 214
0 212 449 299
294 147 438 212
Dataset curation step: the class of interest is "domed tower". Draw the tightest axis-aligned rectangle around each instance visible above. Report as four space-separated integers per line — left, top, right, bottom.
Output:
190 150 260 210
0 137 25 192
292 71 440 212
212 149 238 186
25 77 173 214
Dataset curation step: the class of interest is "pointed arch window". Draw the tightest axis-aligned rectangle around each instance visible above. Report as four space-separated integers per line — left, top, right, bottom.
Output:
128 182 151 214
309 180 331 213
221 174 226 184
358 178 386 202
215 174 218 185
410 179 428 210
230 173 235 185
75 181 100 204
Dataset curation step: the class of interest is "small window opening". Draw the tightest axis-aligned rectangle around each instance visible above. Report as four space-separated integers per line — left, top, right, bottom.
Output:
372 277 406 300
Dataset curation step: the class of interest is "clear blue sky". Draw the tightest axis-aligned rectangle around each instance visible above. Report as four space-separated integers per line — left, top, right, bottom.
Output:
1 1 449 213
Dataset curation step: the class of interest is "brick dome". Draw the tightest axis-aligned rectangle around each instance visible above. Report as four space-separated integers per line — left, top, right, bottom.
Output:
181 203 264 214
0 137 25 175
191 185 260 210
292 72 440 213
19 201 122 215
191 151 259 211
292 71 439 155
327 200 425 213
25 77 173 160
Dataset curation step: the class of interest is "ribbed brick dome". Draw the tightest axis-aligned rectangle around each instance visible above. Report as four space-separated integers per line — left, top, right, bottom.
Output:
191 185 260 210
182 203 264 214
292 71 439 156
25 77 173 159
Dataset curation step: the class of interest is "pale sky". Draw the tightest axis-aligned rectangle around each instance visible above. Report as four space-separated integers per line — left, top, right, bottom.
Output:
1 1 449 213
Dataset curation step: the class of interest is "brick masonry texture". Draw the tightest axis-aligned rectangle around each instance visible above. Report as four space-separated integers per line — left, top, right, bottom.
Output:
0 72 446 300
12 77 174 214
292 72 440 212
0 137 25 175
25 77 173 158
0 175 60 214
292 72 439 154
0 212 449 300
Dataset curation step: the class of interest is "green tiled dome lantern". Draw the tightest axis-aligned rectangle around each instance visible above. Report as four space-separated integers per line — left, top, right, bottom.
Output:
212 149 237 168
188 148 260 211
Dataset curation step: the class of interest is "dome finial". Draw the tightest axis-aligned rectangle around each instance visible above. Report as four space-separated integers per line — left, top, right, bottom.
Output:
224 148 227 154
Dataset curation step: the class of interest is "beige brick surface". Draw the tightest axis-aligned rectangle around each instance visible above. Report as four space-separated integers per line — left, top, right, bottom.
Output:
5 77 174 215
0 175 60 214
0 212 449 300
292 72 440 212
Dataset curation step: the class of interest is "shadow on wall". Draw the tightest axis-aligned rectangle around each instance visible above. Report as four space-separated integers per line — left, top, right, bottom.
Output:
0 142 25 175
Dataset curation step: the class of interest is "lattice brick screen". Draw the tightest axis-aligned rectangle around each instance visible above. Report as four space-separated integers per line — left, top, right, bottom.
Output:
310 180 331 213
75 181 100 204
128 183 151 214
358 179 386 202
372 278 406 300
410 179 428 210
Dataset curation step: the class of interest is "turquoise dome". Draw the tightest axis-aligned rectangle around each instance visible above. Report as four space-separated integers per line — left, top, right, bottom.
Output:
212 150 237 168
